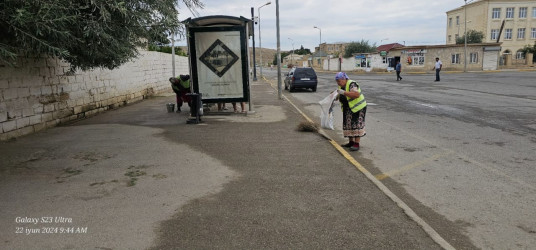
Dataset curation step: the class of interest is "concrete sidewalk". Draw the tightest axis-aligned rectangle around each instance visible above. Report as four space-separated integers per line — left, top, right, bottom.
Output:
1 79 443 249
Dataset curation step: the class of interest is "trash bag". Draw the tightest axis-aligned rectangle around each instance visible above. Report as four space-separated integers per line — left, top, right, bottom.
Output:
319 90 338 130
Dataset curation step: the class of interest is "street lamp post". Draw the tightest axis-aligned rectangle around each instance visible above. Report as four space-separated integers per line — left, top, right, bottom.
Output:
276 0 282 99
288 38 294 66
464 0 468 72
380 38 389 44
258 2 271 78
171 31 175 77
250 7 258 81
313 26 321 49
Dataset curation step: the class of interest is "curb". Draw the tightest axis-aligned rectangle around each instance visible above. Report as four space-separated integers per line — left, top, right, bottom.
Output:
263 76 455 250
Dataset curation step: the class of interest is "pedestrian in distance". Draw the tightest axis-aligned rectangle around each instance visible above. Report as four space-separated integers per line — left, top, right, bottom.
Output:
433 57 442 82
335 72 367 151
169 74 192 112
395 60 402 81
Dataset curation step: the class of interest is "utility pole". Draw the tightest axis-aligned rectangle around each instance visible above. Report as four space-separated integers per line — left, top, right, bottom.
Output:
171 31 175 77
464 0 467 72
288 38 294 66
276 0 282 99
313 26 321 48
258 2 271 78
251 7 257 81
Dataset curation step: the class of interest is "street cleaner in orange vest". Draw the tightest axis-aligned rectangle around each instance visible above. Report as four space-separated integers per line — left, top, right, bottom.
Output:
335 72 367 151
169 74 192 112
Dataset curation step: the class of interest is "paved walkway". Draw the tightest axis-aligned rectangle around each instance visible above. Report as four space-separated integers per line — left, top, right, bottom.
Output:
1 79 444 249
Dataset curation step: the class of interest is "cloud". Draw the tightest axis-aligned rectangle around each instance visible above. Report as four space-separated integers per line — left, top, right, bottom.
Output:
176 0 463 51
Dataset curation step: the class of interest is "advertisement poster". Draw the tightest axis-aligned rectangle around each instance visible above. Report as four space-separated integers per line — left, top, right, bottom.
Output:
195 31 244 100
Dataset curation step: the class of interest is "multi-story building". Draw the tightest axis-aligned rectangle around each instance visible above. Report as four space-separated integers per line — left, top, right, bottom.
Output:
315 42 347 57
446 0 536 60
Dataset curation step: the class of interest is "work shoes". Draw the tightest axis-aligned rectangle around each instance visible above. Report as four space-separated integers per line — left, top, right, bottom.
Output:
350 143 360 151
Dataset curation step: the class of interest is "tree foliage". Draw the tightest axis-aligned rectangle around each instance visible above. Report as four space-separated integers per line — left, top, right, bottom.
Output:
293 45 311 55
273 51 290 65
344 40 377 58
0 0 203 71
520 41 536 62
456 30 485 44
148 45 187 56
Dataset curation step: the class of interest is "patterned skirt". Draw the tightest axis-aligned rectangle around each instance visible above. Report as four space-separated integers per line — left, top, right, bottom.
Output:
342 106 366 137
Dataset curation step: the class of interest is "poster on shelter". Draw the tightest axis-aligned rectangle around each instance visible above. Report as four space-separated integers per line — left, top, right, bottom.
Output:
195 31 243 99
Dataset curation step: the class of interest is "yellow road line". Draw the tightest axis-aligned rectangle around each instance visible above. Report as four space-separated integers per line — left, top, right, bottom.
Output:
375 151 454 180
262 77 455 249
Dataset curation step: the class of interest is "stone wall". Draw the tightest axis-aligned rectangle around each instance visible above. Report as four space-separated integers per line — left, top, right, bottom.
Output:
0 51 189 141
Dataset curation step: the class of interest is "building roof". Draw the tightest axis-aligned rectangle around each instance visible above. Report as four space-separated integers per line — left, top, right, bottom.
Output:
376 43 405 52
389 42 502 51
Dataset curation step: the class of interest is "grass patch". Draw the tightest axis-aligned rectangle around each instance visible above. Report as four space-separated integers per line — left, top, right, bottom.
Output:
152 173 167 180
89 181 106 186
127 177 138 187
64 168 82 175
125 170 146 178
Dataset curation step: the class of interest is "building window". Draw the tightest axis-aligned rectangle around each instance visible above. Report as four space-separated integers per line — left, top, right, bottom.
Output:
449 18 452 27
505 29 513 40
470 53 478 64
533 7 536 18
532 28 536 39
456 16 460 25
506 7 514 18
516 51 525 59
492 8 501 19
411 56 425 65
519 7 527 18
518 28 526 39
448 35 452 42
455 34 459 41
452 54 460 64
491 29 499 40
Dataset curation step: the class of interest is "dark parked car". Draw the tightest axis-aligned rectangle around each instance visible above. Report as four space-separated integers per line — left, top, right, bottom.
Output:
284 67 317 92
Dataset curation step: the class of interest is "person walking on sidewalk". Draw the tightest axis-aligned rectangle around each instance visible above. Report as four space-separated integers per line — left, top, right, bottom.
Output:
395 60 402 81
433 57 442 82
335 72 367 151
169 74 192 112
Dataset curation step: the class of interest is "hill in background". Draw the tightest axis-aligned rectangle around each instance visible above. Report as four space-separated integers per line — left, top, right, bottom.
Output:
176 46 282 67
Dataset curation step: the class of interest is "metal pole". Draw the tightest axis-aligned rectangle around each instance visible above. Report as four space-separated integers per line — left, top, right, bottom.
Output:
288 38 294 66
314 26 321 50
258 2 271 78
258 8 263 78
251 7 257 81
171 31 175 77
464 0 467 72
276 0 282 99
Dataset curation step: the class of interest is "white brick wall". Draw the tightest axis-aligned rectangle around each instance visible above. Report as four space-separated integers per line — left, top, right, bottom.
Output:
0 50 189 141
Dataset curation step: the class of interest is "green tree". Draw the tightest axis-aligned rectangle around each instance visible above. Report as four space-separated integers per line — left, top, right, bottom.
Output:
272 51 290 65
520 41 536 63
456 30 485 44
147 45 187 56
0 0 203 71
343 40 377 58
294 45 311 55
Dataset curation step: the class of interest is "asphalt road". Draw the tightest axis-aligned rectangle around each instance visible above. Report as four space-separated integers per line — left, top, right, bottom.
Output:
264 68 536 250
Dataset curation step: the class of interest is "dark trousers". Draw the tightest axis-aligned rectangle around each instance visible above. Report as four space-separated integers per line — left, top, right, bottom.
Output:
435 69 441 81
396 71 402 80
175 90 191 108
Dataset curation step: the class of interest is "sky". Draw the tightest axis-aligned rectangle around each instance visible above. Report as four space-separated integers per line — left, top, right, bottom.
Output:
174 0 466 51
